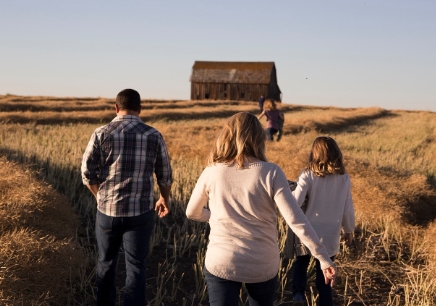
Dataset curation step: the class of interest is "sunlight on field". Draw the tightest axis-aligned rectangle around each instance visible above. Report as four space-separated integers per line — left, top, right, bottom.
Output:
0 95 435 305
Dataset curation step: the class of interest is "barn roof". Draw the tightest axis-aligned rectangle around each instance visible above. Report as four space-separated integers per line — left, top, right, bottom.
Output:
190 61 275 84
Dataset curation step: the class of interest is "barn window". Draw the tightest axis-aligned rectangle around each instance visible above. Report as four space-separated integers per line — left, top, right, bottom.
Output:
205 93 210 99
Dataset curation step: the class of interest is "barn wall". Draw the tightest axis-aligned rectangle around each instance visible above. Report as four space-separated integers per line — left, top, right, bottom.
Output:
266 84 281 102
191 83 269 101
265 66 281 102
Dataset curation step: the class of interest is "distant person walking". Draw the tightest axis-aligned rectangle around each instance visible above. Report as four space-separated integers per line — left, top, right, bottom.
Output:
81 88 173 306
258 99 284 141
290 136 355 306
277 110 285 141
258 94 265 113
186 112 336 306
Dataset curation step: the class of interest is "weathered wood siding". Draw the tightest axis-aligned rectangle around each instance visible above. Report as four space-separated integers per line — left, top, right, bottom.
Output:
191 83 269 101
267 66 282 101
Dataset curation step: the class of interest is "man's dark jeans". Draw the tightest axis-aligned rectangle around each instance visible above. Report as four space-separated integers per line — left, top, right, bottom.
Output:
204 267 277 306
292 255 335 306
95 210 154 306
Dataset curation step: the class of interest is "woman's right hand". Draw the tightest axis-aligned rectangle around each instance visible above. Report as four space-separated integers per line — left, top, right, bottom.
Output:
322 265 337 287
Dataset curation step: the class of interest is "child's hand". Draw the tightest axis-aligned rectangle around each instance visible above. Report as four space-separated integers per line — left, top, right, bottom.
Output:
344 232 353 246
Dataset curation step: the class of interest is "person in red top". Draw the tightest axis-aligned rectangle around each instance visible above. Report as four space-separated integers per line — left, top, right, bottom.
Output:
258 99 284 141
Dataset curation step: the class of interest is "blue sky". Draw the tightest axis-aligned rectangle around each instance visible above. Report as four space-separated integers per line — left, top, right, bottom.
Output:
1 1 435 111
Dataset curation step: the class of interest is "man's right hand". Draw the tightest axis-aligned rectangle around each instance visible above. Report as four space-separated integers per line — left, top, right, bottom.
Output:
155 185 171 217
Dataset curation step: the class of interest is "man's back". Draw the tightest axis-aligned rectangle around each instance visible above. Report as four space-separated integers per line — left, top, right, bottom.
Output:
81 115 172 217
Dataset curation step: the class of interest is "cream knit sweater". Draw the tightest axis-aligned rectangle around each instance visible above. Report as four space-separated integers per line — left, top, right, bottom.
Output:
292 170 355 257
186 162 334 283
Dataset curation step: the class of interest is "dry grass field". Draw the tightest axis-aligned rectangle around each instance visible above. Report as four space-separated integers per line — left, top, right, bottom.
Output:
0 94 435 305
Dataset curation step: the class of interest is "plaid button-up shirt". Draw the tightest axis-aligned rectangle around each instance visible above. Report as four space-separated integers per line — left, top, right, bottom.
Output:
81 115 173 217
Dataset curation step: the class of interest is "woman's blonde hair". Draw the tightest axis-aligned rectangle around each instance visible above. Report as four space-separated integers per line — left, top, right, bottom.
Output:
307 136 345 177
263 99 276 111
208 112 267 168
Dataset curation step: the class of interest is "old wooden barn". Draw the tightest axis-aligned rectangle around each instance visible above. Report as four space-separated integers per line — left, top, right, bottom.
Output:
190 61 282 102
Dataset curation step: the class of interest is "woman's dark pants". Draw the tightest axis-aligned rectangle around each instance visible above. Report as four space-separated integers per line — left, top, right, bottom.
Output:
204 268 277 306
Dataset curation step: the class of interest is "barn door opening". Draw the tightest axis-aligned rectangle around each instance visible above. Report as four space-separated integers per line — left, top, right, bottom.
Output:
219 83 227 99
205 83 210 99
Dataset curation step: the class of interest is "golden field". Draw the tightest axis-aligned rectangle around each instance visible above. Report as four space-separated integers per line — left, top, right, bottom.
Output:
0 94 435 305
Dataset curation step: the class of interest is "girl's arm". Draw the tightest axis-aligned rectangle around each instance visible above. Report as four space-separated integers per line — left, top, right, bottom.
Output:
257 111 265 119
292 170 309 207
342 174 355 245
342 176 355 237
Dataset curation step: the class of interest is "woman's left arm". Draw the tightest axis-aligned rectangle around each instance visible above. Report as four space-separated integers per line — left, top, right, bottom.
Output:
186 196 210 222
186 172 211 222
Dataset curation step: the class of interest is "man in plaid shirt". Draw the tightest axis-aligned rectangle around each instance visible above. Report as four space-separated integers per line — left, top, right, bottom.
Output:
81 89 173 305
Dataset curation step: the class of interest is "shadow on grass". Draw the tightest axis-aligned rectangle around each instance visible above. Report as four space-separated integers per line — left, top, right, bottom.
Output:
0 108 262 125
284 109 396 135
358 162 436 228
403 193 436 227
0 147 93 219
0 99 255 112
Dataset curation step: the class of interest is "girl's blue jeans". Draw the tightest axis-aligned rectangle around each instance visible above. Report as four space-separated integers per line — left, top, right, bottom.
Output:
265 128 278 141
292 255 335 306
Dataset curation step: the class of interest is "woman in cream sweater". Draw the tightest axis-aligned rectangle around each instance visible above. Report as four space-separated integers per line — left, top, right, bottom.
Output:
186 112 336 306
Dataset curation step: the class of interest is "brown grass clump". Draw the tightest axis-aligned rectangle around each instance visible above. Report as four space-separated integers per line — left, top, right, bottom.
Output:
0 157 89 305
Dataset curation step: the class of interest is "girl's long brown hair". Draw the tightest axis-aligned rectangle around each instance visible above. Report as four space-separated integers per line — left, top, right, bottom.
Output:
307 136 345 177
208 112 267 168
263 99 276 111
